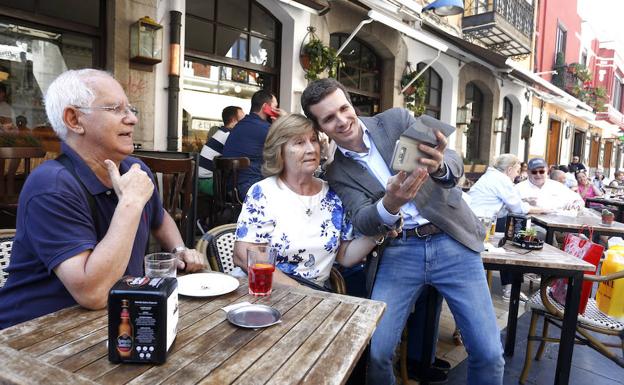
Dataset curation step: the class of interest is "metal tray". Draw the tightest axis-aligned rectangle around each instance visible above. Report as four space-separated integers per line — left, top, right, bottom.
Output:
226 304 282 328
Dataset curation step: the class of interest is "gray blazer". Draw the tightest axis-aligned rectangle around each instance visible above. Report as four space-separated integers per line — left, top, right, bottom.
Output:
325 108 485 252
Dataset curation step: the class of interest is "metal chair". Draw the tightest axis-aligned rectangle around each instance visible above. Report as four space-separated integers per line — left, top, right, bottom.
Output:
0 147 46 214
212 157 250 226
520 274 624 383
134 152 198 247
0 229 16 288
199 223 346 294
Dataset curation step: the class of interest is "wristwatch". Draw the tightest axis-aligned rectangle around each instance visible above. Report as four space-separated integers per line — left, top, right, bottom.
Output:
171 245 186 254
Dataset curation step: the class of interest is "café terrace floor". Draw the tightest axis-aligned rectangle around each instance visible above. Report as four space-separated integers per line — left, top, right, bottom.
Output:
427 271 623 385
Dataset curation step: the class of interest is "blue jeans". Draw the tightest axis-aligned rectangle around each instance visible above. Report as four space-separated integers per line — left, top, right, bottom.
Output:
367 233 504 385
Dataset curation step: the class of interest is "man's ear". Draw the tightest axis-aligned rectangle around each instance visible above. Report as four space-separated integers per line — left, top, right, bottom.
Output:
63 107 85 135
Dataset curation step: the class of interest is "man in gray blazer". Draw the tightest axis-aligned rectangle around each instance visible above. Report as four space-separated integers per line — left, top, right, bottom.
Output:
302 78 504 385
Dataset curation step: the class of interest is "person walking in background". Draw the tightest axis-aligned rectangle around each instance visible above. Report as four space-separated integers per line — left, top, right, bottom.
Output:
568 155 586 174
222 90 284 199
197 106 244 194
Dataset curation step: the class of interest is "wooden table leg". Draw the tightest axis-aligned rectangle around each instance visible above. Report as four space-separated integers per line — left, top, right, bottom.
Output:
554 271 583 385
503 272 522 356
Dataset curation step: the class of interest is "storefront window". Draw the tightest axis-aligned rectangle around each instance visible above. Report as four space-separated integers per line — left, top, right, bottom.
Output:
465 82 484 162
330 34 381 116
0 19 100 154
183 0 280 152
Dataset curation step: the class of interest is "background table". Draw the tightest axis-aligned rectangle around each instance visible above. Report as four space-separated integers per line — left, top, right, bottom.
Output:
483 234 595 385
0 279 385 385
531 213 624 244
585 196 624 222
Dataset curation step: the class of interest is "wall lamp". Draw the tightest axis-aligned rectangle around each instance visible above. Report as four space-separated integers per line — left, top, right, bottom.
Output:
422 0 465 16
494 116 508 133
456 103 473 126
130 16 163 65
593 133 601 142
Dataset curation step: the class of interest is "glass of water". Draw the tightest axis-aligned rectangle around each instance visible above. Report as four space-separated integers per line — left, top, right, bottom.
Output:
144 252 177 278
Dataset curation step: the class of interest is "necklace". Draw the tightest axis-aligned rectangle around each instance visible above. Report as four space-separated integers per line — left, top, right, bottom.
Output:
280 177 320 217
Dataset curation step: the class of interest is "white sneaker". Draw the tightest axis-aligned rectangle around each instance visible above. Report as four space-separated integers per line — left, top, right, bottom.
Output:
502 289 528 302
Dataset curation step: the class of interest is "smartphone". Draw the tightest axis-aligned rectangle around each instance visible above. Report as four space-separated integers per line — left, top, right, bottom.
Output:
262 105 279 119
390 136 434 172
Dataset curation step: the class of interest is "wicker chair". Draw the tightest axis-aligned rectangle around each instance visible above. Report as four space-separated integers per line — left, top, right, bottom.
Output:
0 229 16 288
520 274 624 383
198 223 346 294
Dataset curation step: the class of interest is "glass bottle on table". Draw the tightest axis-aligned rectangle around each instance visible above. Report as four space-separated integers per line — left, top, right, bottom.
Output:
117 299 133 358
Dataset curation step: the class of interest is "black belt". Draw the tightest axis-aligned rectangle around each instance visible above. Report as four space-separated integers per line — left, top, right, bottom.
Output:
403 223 443 238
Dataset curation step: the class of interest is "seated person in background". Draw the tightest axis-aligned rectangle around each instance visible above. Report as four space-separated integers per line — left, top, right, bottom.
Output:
0 83 16 132
0 69 205 329
568 155 586 174
514 161 528 183
592 168 608 192
468 154 546 301
197 106 244 194
576 170 603 203
558 165 578 191
550 169 567 185
222 90 284 200
516 158 584 211
233 114 379 287
609 170 624 188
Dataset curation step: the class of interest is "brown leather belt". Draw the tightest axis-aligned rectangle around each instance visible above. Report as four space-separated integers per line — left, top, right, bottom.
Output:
403 223 443 238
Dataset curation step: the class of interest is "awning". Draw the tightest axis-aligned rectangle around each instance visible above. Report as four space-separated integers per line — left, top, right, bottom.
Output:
278 0 330 13
596 105 624 130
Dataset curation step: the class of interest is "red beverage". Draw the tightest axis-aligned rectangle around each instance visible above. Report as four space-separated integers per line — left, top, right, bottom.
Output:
248 263 275 296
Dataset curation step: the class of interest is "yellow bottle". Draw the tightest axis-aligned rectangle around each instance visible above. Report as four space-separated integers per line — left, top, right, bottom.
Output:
596 249 624 321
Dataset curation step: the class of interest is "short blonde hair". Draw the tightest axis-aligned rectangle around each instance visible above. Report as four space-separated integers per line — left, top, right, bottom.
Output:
262 114 316 177
493 154 520 173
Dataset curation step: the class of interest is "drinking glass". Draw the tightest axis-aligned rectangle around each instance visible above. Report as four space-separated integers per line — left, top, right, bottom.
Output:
247 246 277 296
478 216 493 242
144 252 177 278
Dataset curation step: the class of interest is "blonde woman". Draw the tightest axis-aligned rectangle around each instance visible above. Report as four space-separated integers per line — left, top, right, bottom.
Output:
233 114 379 288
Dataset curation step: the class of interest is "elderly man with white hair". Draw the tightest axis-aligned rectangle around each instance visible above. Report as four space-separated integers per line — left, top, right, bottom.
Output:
0 69 206 329
516 158 584 210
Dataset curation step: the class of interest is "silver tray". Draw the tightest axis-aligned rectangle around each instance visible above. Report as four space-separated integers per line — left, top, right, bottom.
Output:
226 304 282 328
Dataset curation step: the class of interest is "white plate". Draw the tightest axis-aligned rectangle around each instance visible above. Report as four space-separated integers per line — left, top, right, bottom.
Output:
177 272 239 297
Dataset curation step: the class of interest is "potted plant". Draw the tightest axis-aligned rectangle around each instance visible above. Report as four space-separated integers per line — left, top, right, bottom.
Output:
515 227 543 249
400 71 427 116
299 31 343 81
601 209 615 226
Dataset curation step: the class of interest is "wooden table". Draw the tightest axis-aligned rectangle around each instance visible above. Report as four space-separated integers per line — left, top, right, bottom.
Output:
0 279 385 385
420 235 594 385
585 196 624 222
531 213 624 244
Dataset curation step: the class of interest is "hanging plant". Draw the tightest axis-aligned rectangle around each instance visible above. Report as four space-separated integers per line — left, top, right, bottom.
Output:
400 70 427 116
299 27 343 81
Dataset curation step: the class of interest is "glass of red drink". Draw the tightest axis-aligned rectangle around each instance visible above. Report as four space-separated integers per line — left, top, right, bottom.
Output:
247 246 277 296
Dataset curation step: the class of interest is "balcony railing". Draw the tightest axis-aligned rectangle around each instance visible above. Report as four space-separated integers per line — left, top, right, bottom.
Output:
462 0 534 56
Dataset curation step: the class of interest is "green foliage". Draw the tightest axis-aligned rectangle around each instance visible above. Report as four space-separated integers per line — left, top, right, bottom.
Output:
300 38 343 81
0 132 41 147
552 52 566 88
519 227 538 240
602 209 614 217
400 72 427 116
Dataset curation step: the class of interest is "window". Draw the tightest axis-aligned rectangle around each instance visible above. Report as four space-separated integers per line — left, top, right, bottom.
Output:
580 49 588 66
465 82 484 162
613 77 623 112
330 34 381 116
186 0 280 69
182 0 281 152
417 62 442 119
500 97 513 154
555 24 567 56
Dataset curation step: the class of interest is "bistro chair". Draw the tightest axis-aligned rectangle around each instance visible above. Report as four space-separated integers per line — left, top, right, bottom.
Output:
212 157 250 226
0 147 46 214
134 152 198 247
0 229 16 288
519 274 624 383
200 223 347 294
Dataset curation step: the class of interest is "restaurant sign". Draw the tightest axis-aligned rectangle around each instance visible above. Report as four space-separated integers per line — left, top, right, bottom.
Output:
191 117 219 131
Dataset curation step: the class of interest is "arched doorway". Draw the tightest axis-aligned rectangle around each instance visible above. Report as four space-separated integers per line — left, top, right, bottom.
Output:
417 62 443 119
501 97 513 154
330 34 381 116
182 0 281 151
466 82 484 162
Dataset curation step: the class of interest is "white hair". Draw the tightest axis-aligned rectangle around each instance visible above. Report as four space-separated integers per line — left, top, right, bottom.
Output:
44 69 113 140
492 153 520 172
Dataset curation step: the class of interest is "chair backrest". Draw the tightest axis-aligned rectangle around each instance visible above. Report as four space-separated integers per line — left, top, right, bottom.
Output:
204 223 238 274
134 152 198 247
0 147 46 208
212 157 250 225
0 229 16 288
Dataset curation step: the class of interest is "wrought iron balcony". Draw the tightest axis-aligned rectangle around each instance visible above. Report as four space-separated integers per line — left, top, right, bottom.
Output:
462 0 534 57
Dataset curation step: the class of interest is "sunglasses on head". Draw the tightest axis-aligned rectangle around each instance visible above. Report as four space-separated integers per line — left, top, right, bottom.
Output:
531 169 546 175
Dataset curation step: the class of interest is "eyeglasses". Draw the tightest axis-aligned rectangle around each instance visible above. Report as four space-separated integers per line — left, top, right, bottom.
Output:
74 104 139 117
530 169 546 175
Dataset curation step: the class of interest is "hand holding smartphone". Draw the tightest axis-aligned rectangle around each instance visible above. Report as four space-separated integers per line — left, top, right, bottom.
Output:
391 136 434 172
262 105 279 119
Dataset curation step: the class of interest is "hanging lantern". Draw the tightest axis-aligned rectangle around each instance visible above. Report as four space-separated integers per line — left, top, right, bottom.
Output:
130 16 163 65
